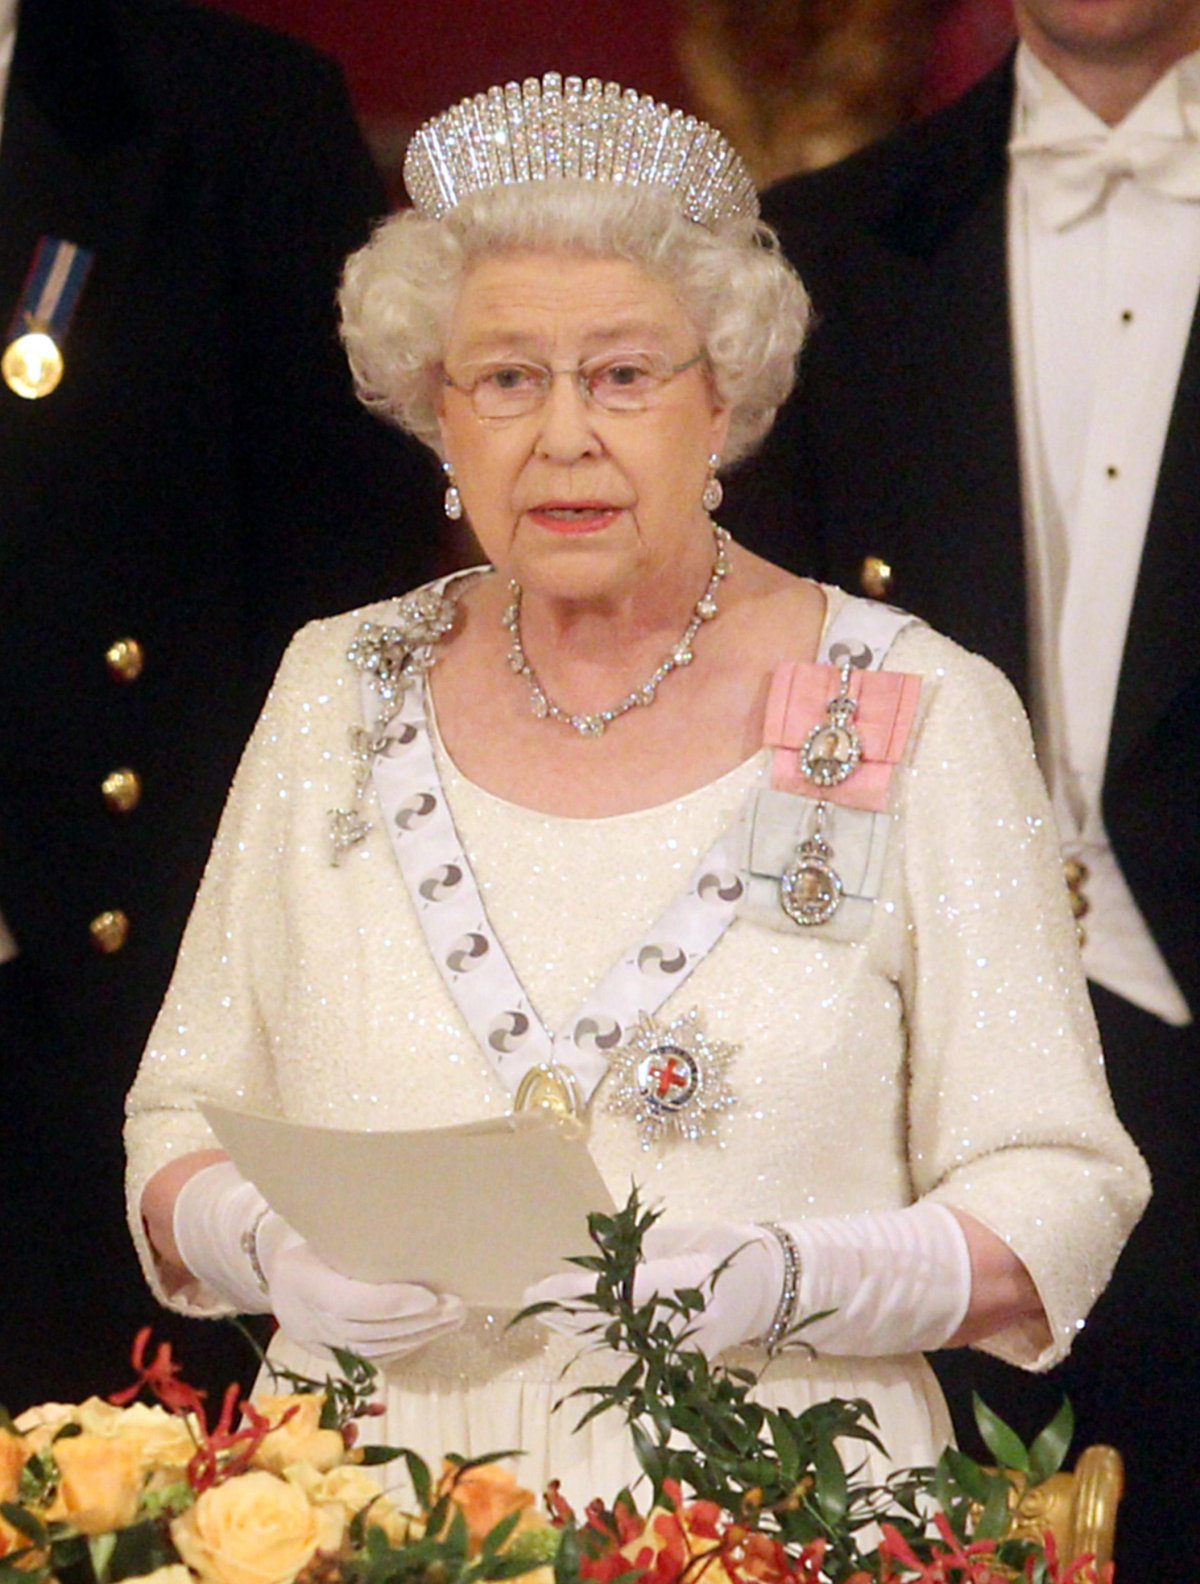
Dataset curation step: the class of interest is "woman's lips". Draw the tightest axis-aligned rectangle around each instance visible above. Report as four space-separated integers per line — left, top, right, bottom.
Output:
527 504 621 534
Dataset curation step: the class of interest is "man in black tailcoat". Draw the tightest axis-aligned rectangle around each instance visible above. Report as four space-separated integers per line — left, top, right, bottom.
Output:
0 0 439 1411
725 0 1200 1568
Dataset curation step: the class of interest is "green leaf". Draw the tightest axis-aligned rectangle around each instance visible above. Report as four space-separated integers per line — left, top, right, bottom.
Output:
0 1562 49 1584
360 1446 405 1466
403 1449 432 1509
481 1554 553 1581
973 1474 1016 1541
445 1503 471 1561
0 1504 45 1546
631 1421 667 1495
972 1393 1030 1474
510 1301 567 1326
1028 1398 1074 1486
553 1523 580 1584
938 1446 995 1505
106 1519 180 1584
448 1451 525 1478
811 1435 848 1527
479 1510 524 1559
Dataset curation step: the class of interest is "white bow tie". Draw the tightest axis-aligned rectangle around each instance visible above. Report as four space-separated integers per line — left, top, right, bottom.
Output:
1010 127 1200 228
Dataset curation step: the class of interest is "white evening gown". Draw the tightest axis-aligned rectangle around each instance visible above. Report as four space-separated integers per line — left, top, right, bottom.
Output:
126 582 1147 1508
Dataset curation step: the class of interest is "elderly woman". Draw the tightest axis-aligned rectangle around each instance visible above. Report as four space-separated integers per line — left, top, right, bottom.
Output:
126 75 1146 1502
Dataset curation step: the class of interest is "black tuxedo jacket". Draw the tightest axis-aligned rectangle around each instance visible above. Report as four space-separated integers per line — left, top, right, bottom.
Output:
726 56 1199 1017
0 0 439 1406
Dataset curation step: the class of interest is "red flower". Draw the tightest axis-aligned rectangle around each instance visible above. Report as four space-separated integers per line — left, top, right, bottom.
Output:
107 1327 296 1494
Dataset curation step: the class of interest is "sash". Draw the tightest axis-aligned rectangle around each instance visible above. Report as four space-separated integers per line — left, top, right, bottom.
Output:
353 584 920 1108
365 668 744 1109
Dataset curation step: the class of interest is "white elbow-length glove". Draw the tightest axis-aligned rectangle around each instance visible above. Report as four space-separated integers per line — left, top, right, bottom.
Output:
172 1160 466 1362
524 1203 971 1362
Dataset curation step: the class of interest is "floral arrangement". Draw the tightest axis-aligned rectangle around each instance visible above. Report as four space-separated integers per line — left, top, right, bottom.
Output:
0 1193 1111 1584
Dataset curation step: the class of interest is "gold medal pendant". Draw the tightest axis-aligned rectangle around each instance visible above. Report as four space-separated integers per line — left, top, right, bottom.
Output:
514 1062 582 1120
4 238 96 400
3 331 64 399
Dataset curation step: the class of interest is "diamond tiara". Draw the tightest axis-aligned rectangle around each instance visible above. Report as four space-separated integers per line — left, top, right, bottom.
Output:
403 71 759 227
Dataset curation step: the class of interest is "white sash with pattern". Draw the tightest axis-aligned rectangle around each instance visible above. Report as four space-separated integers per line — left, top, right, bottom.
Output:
362 587 915 1108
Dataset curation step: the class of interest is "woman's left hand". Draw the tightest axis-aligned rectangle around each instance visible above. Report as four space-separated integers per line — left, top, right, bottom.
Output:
524 1222 782 1361
524 1204 1029 1361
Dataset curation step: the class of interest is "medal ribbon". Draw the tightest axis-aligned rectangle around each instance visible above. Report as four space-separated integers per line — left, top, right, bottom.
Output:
6 237 94 344
738 596 921 936
775 596 921 794
366 668 746 1108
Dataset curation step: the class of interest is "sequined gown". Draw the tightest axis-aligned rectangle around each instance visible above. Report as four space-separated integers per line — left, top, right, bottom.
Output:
125 582 1147 1503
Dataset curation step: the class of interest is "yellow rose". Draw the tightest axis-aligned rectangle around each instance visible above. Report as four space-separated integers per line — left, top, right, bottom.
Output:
171 1469 343 1584
12 1403 76 1457
250 1396 346 1477
0 1429 26 1502
12 1402 77 1433
76 1400 197 1474
46 1432 144 1535
284 1463 418 1547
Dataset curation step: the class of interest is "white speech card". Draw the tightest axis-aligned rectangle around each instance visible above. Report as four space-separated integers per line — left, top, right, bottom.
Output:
200 1102 615 1308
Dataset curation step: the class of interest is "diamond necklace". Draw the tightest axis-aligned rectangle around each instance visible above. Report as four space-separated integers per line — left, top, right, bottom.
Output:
501 522 731 738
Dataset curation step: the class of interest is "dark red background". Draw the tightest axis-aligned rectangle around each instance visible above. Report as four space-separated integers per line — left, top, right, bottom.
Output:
202 0 1016 181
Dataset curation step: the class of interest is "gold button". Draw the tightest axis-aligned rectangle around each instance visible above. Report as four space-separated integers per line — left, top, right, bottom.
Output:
101 767 143 814
106 637 145 683
860 555 893 601
89 910 130 954
1063 857 1089 889
1064 857 1089 937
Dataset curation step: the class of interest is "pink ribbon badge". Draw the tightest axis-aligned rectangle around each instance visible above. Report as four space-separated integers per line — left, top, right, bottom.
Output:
764 662 922 812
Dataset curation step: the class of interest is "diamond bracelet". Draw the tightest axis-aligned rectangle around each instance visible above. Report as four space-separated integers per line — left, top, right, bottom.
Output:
758 1221 802 1353
240 1209 272 1296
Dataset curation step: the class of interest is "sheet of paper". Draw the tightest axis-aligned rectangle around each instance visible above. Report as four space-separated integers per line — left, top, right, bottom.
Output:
201 1102 615 1308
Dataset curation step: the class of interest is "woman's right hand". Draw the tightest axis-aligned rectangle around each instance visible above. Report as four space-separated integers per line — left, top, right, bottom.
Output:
163 1157 465 1362
255 1218 466 1362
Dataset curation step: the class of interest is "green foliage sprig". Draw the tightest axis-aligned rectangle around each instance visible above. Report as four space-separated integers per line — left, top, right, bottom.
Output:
516 1187 1078 1583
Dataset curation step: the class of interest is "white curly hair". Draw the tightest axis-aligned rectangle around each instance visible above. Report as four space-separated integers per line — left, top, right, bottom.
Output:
338 180 810 469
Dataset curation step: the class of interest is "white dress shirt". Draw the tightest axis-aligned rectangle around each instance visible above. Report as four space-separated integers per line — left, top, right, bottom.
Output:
0 0 18 964
1008 42 1197 1024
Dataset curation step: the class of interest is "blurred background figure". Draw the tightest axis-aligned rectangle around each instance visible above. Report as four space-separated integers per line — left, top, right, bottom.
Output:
0 0 439 1412
676 0 1014 183
205 0 1014 194
721 0 1200 1570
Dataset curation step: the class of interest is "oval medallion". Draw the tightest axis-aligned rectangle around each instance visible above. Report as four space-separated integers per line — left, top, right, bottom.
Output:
799 718 862 787
780 843 844 926
3 331 64 399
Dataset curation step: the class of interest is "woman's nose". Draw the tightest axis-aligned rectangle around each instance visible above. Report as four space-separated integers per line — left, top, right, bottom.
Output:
534 371 603 460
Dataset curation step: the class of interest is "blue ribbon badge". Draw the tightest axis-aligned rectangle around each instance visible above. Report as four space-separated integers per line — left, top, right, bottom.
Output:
3 237 95 399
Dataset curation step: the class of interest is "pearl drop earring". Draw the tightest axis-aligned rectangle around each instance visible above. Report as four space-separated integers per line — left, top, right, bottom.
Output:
443 460 463 521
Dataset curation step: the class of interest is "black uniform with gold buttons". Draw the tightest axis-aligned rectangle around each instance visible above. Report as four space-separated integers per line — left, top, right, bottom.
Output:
0 0 439 1411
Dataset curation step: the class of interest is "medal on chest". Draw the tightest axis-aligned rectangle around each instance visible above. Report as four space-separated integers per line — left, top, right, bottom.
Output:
3 239 94 400
605 1007 738 1147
